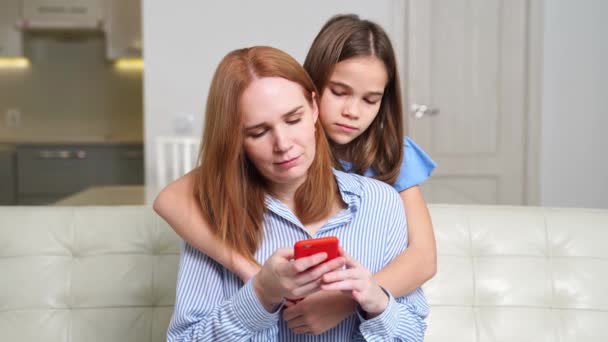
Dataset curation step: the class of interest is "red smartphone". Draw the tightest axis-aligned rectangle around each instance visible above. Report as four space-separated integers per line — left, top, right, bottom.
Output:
294 236 340 261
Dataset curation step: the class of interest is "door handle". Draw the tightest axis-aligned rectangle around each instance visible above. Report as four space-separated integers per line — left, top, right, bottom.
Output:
410 104 440 119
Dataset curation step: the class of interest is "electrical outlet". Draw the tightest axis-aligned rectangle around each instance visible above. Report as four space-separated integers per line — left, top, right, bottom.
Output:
5 108 21 128
174 113 195 135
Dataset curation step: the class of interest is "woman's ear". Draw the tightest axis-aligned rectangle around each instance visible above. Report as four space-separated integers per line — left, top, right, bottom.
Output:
311 92 319 123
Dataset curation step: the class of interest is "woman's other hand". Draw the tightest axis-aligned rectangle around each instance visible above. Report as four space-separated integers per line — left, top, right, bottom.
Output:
321 249 389 318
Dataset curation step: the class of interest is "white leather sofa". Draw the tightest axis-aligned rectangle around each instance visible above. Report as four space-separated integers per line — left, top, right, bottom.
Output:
1 204 607 341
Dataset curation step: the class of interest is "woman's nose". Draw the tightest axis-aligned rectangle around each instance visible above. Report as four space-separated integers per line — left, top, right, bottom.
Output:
273 129 292 153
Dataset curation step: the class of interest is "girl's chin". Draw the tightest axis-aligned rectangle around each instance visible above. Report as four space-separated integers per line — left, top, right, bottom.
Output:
328 133 356 145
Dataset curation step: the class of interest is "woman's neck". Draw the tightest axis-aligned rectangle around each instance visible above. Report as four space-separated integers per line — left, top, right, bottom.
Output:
268 179 304 212
270 178 347 236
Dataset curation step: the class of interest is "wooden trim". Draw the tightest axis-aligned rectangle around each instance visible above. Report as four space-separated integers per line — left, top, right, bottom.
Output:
392 0 409 135
524 0 544 205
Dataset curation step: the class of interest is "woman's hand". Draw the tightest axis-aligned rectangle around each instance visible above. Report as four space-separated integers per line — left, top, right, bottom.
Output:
234 257 261 283
253 248 345 312
282 290 357 335
321 249 389 318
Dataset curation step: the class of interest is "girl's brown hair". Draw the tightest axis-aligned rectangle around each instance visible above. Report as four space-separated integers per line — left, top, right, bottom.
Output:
196 46 337 263
303 14 404 185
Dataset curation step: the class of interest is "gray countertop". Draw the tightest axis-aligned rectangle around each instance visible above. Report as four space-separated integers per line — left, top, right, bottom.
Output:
0 135 143 145
53 185 146 206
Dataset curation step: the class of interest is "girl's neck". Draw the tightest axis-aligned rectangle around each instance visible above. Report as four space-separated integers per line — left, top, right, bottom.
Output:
330 141 349 162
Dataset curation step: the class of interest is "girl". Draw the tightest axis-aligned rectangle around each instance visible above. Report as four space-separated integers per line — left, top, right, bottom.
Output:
167 45 427 341
156 14 436 334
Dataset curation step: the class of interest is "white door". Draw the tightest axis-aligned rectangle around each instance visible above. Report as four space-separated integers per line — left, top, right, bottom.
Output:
406 0 528 204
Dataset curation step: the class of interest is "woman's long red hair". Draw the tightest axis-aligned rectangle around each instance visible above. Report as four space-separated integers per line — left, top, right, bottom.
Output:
196 46 338 263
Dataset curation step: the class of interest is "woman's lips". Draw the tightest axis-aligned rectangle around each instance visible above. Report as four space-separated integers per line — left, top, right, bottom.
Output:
275 155 301 169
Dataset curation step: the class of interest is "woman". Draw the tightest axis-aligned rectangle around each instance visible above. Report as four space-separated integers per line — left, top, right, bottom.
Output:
166 46 427 341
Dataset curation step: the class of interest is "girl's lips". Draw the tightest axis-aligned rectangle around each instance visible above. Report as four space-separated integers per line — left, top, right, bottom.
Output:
335 123 358 132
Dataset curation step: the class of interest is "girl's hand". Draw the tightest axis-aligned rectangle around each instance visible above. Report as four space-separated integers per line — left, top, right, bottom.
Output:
321 249 389 318
282 290 357 335
253 248 345 312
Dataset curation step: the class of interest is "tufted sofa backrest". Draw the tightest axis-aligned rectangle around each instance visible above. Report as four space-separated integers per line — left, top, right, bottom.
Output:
424 204 608 342
0 206 180 342
1 205 607 341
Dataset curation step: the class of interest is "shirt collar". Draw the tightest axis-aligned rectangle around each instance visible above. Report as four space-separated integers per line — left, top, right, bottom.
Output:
264 169 363 219
332 169 362 212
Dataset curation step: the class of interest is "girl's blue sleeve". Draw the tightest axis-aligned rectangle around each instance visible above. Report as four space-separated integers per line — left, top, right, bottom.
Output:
393 137 437 192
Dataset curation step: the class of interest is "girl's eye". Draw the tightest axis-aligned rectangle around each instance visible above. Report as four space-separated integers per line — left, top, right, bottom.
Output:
286 118 301 125
330 89 346 96
364 98 380 105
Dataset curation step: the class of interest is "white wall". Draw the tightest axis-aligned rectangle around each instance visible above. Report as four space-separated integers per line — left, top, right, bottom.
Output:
541 0 608 208
142 0 404 198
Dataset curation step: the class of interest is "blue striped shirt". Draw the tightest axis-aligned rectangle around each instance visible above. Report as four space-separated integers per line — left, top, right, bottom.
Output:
167 170 428 341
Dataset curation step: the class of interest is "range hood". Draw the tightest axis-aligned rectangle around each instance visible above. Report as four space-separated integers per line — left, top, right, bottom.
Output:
18 0 103 30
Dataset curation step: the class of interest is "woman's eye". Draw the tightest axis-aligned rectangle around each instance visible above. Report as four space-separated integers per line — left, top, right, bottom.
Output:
249 130 267 138
286 118 301 125
364 99 380 105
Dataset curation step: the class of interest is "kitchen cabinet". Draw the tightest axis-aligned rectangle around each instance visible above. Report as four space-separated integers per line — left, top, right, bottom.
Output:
0 0 23 57
0 146 17 205
16 144 143 205
104 0 142 59
21 0 103 29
